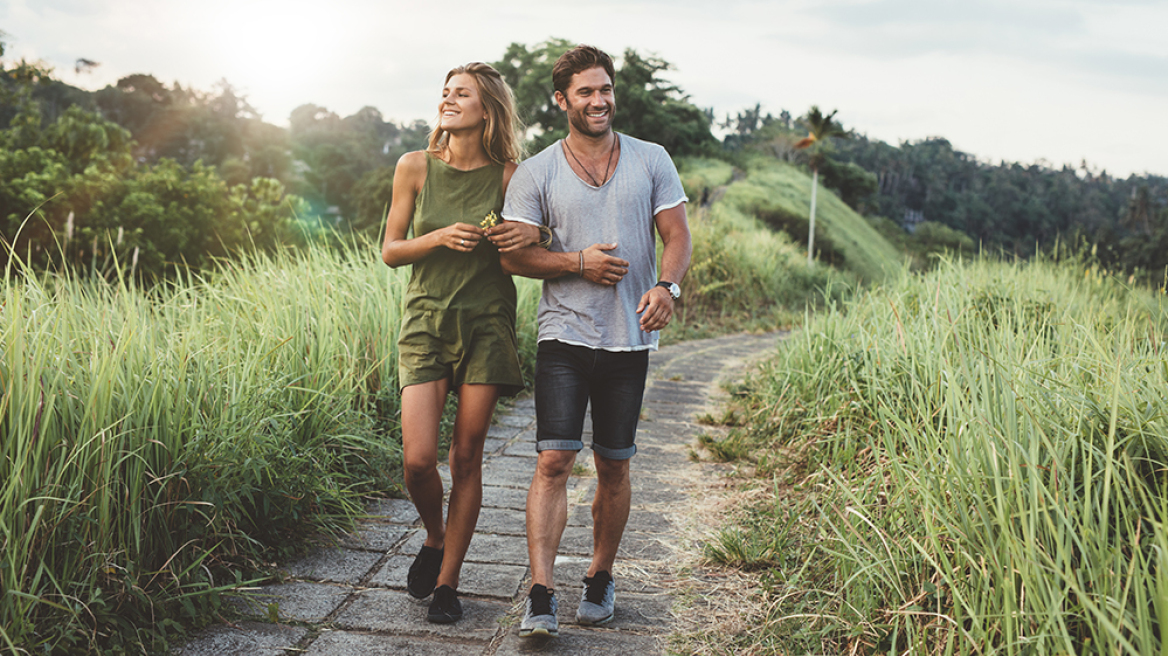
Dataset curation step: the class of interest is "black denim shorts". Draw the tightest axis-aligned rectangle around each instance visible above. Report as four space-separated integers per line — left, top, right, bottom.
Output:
534 340 649 460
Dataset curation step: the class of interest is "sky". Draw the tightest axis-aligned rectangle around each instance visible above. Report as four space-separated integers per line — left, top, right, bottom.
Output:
2 0 1166 178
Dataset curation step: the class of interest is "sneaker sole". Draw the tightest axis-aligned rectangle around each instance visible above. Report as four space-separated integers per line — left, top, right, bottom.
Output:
519 627 558 638
576 612 614 626
427 613 462 624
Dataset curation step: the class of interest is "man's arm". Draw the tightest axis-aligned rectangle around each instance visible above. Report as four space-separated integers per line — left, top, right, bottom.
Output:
636 203 692 332
501 243 631 284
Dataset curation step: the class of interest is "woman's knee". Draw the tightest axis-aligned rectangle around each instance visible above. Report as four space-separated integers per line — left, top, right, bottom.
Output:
448 445 484 481
403 453 438 481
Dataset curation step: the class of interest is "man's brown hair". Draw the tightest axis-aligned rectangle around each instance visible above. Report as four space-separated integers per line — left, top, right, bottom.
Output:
552 45 615 96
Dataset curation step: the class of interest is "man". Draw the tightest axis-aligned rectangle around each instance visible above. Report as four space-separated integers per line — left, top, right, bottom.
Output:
500 44 691 638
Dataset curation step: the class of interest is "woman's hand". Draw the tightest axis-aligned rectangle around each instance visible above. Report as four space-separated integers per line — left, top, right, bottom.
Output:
487 220 541 253
442 223 486 252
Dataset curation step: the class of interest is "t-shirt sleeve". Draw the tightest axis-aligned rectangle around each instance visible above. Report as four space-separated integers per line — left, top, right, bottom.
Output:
650 145 689 216
502 163 545 226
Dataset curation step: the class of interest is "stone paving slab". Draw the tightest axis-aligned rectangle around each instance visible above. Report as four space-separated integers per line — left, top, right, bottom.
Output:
496 412 536 428
305 630 486 655
475 506 528 535
372 553 525 598
481 485 529 510
369 553 412 589
557 527 674 561
174 621 307 656
334 588 509 640
494 629 663 655
551 556 667 595
363 498 419 524
567 506 673 533
465 532 529 565
553 591 675 631
398 528 426 556
456 561 529 599
483 437 510 455
501 430 539 457
284 547 382 585
482 462 537 488
339 522 410 552
230 581 349 623
488 424 526 440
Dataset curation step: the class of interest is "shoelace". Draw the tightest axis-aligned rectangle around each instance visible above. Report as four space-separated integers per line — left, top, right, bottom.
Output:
529 586 554 615
582 574 611 604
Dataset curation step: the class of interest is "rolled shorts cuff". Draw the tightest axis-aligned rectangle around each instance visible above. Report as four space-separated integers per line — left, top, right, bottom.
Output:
592 443 637 461
535 439 583 453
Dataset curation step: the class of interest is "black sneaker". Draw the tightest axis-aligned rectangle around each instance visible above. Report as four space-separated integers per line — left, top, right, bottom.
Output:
576 570 615 625
427 585 463 623
406 545 443 599
519 584 558 637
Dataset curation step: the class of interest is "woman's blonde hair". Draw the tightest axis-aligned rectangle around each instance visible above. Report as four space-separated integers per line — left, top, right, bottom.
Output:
427 62 525 165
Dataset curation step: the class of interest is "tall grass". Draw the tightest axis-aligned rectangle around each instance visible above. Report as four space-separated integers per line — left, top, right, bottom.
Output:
701 257 1168 654
0 242 539 653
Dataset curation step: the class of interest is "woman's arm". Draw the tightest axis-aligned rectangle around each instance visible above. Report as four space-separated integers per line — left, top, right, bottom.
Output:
381 152 486 267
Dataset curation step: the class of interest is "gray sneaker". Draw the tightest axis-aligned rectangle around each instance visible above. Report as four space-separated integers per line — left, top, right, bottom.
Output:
575 570 615 625
519 584 558 637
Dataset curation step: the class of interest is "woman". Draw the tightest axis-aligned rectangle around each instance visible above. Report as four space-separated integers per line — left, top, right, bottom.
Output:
381 62 542 623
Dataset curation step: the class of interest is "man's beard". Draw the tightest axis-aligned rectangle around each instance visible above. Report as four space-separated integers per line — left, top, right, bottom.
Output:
565 97 615 138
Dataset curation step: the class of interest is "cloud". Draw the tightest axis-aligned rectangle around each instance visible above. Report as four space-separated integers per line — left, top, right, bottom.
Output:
770 0 1168 96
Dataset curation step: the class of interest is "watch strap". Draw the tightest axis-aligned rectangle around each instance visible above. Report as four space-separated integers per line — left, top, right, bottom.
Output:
655 280 680 299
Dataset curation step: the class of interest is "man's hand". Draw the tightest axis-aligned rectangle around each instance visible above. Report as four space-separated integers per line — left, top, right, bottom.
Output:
581 243 629 285
637 285 674 332
486 220 540 253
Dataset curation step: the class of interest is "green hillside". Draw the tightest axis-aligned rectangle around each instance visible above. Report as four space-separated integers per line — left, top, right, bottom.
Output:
720 156 901 282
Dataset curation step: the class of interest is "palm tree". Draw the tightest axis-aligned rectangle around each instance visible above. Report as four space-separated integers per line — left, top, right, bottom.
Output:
795 106 849 266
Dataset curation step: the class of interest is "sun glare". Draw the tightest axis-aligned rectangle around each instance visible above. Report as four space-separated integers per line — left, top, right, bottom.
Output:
206 2 346 96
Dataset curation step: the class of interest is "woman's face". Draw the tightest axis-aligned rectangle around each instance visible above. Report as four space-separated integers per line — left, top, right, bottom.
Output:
439 72 488 133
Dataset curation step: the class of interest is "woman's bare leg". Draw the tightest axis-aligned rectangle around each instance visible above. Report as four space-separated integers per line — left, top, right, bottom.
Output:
435 384 500 590
401 379 451 549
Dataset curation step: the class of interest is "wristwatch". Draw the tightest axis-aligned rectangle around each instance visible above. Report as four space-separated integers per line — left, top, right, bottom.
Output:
655 280 681 300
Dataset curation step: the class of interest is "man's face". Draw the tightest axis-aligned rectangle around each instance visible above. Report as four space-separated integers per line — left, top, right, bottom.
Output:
556 66 615 138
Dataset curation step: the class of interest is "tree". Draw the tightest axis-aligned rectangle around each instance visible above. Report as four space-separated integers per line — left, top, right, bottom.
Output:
611 49 716 157
493 38 575 151
492 39 716 156
795 106 849 265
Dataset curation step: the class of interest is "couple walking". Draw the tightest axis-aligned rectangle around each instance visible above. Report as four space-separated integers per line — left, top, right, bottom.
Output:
380 44 691 636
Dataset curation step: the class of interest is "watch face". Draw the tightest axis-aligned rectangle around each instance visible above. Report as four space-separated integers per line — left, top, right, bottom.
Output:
658 281 680 299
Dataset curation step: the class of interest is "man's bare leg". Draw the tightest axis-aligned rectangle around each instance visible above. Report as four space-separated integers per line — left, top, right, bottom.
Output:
526 449 577 589
587 454 631 577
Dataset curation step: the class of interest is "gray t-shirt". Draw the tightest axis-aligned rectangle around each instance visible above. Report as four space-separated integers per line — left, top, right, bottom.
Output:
503 133 687 351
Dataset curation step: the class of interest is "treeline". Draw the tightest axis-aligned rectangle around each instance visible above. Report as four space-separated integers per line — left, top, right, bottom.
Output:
720 103 1168 280
4 36 1166 282
1 38 717 280
1 38 436 277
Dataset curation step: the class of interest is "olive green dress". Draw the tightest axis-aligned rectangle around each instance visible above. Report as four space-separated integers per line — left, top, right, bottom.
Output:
396 153 524 396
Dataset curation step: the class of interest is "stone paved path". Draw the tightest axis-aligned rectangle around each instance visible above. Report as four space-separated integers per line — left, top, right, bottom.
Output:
177 332 780 656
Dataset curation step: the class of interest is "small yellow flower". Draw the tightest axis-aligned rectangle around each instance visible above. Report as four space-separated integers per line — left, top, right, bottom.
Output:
480 211 500 229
